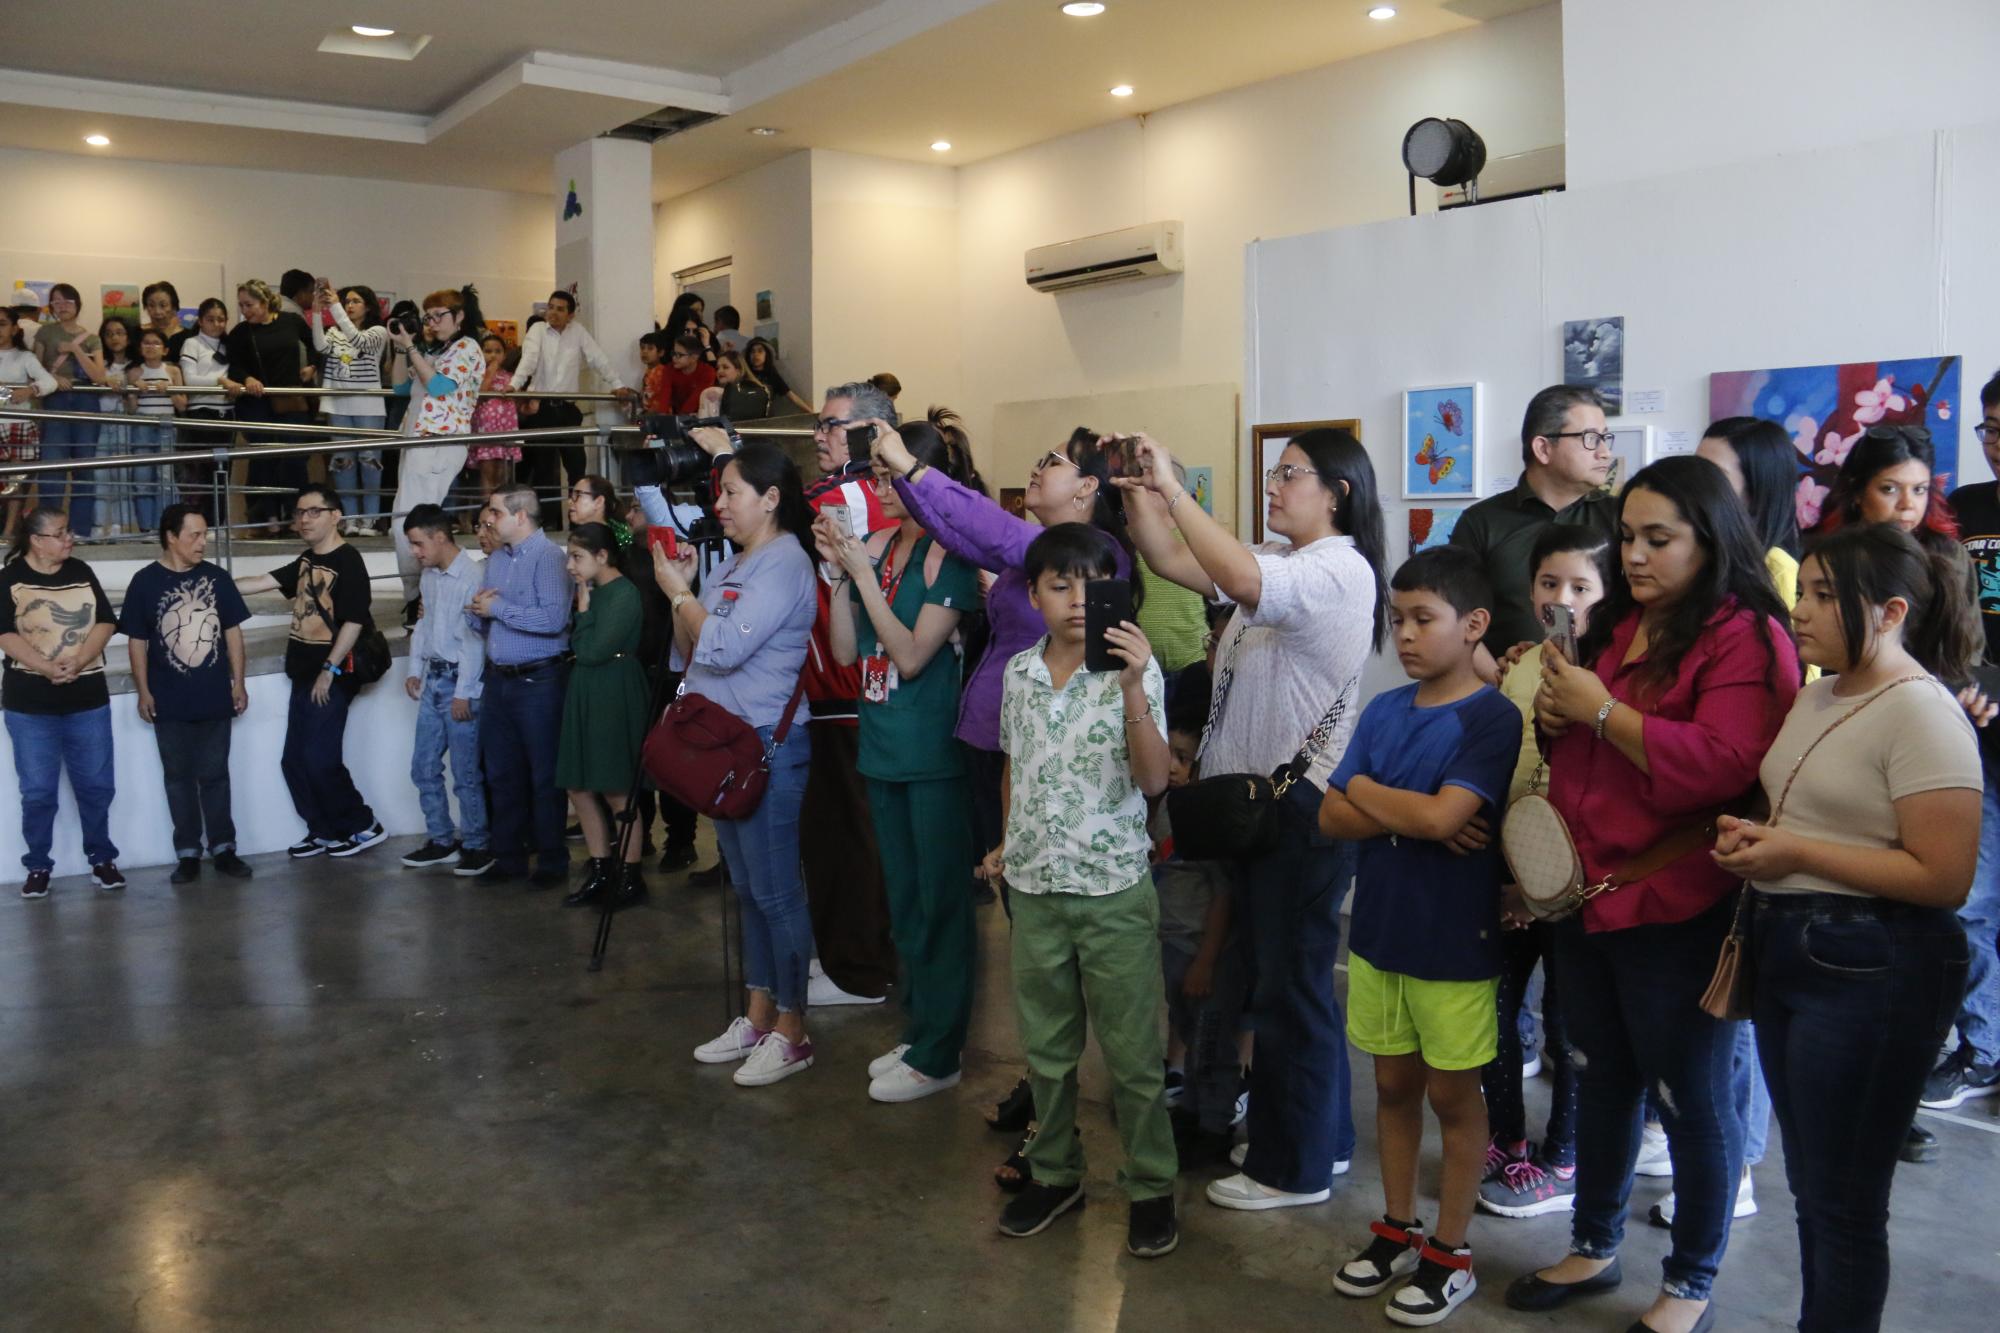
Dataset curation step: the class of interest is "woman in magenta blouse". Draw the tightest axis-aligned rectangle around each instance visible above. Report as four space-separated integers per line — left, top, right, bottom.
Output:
1508 456 1800 1333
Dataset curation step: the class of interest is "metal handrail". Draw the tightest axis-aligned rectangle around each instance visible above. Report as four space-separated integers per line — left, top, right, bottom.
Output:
43 385 632 402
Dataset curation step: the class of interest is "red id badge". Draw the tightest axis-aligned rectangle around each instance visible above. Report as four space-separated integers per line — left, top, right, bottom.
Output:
861 654 894 703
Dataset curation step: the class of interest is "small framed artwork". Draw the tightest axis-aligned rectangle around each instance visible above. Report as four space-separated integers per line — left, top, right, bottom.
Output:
1602 423 1653 494
1408 505 1469 557
1401 383 1482 501
1248 418 1362 544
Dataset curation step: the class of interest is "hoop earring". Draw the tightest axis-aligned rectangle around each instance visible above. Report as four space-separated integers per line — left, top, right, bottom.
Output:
1073 494 1085 510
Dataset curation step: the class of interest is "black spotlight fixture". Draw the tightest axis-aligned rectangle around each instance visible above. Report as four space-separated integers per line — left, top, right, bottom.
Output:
1401 117 1486 215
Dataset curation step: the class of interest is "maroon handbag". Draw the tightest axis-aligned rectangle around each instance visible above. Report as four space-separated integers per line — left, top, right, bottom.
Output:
641 671 807 820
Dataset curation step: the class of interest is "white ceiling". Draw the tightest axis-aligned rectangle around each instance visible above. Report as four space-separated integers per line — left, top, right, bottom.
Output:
0 0 1553 202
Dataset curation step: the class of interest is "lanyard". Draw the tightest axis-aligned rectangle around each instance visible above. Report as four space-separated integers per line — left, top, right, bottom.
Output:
878 536 918 607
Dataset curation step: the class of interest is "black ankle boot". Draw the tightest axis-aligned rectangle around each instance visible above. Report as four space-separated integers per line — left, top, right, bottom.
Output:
563 857 611 908
613 864 649 910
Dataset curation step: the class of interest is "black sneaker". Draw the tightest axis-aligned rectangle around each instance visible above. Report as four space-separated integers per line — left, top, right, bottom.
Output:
1901 1121 1939 1163
564 822 584 842
289 839 326 859
21 869 50 899
170 857 201 884
400 840 461 869
213 851 253 879
1127 1195 1179 1258
1386 1242 1477 1326
1920 1046 2000 1109
657 841 698 873
1333 1218 1428 1297
92 862 126 891
329 823 389 858
454 849 496 878
998 1181 1084 1238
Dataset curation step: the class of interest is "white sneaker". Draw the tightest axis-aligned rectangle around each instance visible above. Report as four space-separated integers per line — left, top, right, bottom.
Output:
1522 1053 1543 1080
868 1043 912 1079
734 1031 815 1086
1633 1121 1674 1177
868 1061 961 1104
1649 1167 1756 1226
1226 1140 1350 1181
693 1015 766 1064
807 959 885 1007
1205 1171 1330 1211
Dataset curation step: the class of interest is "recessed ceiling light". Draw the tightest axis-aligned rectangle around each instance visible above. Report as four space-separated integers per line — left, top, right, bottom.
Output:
749 126 780 136
1062 3 1107 16
931 140 952 152
84 134 110 147
351 25 396 37
1109 84 1134 97
1367 5 1397 19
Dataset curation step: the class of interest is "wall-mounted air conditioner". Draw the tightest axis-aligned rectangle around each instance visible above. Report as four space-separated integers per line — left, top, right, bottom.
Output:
1025 221 1185 293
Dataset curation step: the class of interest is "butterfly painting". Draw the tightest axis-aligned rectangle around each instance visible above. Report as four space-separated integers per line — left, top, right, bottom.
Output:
1403 383 1482 500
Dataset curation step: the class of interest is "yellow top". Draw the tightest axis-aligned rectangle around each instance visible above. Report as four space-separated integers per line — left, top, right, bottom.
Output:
1766 545 1819 683
1500 641 1547 807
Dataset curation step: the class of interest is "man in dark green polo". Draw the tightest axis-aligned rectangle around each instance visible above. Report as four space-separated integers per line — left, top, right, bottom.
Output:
1450 385 1618 662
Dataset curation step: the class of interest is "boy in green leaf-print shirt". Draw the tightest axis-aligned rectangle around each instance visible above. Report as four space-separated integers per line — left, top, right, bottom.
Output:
989 524 1180 1259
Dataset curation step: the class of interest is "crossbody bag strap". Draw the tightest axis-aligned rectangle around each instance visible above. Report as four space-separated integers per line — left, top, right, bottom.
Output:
1197 620 1249 756
1769 674 1930 824
766 665 811 753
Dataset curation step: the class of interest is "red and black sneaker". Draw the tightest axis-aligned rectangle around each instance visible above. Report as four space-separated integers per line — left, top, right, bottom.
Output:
1333 1216 1427 1297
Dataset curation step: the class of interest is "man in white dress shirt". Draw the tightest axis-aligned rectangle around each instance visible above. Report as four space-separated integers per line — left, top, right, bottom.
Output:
509 290 633 527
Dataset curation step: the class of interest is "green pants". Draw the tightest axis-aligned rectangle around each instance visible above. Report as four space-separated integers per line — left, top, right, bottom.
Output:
866 775 977 1078
1011 878 1175 1200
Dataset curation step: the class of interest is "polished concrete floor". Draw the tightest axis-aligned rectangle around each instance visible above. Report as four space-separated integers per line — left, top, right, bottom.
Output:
3 835 1997 1332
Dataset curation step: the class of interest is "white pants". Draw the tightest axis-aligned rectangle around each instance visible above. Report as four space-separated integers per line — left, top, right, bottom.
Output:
392 440 469 601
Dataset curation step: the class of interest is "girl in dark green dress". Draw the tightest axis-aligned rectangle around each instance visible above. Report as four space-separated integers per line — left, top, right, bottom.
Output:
557 522 651 906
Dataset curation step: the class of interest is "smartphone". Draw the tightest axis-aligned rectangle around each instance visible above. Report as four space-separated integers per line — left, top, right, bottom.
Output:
1543 603 1579 663
820 501 854 537
846 423 878 464
648 525 679 561
1084 578 1135 673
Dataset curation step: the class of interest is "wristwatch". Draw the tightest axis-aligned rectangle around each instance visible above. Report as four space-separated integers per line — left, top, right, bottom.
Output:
1593 697 1619 738
670 591 695 613
323 661 343 677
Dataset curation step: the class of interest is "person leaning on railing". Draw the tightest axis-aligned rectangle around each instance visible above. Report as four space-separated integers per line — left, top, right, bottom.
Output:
388 286 487 624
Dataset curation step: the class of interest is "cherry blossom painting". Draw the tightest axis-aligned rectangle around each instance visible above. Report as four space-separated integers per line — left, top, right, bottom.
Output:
1708 356 1960 529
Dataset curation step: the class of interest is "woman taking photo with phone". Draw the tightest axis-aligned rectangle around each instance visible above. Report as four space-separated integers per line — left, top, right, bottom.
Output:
315 282 390 533
1120 426 1388 1214
1712 522 1980 1333
821 418 983 1105
1512 455 1799 1333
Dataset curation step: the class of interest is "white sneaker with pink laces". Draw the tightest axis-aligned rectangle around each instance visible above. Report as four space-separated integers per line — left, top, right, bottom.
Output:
734 1031 815 1086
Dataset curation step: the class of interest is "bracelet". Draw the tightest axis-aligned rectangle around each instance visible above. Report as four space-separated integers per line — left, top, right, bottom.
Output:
1167 488 1187 515
905 464 927 483
1124 705 1153 726
323 661 343 677
670 591 695 613
1593 697 1619 738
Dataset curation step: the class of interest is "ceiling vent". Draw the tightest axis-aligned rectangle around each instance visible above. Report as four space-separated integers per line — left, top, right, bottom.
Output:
603 106 724 144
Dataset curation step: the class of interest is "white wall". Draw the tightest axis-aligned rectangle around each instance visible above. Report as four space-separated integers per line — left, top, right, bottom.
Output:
0 148 553 326
654 150 816 399
1562 0 2000 191
1249 118 2000 700
955 3 1565 487
809 149 960 416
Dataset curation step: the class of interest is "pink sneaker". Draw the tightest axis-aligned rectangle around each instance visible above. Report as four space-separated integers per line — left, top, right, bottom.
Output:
733 1031 815 1086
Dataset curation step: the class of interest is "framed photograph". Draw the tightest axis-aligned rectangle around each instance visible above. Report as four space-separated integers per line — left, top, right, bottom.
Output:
1408 505 1469 557
1401 384 1482 501
1248 419 1361 543
1603 423 1652 494
1562 316 1625 414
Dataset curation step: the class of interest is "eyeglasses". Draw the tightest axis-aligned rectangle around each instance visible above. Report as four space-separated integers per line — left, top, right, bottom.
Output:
294 506 334 518
567 487 598 501
1032 450 1076 475
815 417 850 434
1976 423 2000 446
1264 463 1315 486
1550 430 1616 450
29 529 72 542
422 310 452 324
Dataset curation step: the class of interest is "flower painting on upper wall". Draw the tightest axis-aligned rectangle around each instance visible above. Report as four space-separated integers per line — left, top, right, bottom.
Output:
1708 355 1960 530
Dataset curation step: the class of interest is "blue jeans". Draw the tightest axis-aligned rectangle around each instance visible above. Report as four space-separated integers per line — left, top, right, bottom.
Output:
480 662 568 874
1237 782 1357 1193
155 716 235 857
280 675 374 842
6 705 117 870
1732 1020 1772 1165
1951 776 2000 1064
411 669 487 849
713 724 814 1013
127 423 172 535
38 391 100 537
1553 897 1742 1302
1751 892 1968 1332
327 414 386 519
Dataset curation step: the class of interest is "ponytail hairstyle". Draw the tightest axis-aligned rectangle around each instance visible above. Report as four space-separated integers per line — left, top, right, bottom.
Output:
1806 522 1982 684
1703 416 1802 558
418 285 486 345
915 406 987 497
1822 423 1960 545
577 474 632 550
566 521 621 564
1291 426 1390 651
1064 426 1145 614
6 507 66 565
724 440 815 552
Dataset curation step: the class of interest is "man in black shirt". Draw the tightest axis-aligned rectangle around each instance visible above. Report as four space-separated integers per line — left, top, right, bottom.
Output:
236 485 386 859
0 506 121 897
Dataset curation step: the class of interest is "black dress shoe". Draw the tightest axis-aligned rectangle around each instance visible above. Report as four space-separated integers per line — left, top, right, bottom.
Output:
213 851 253 879
1901 1122 1939 1163
613 865 649 910
1626 1305 1716 1333
657 842 698 873
1505 1257 1622 1311
689 861 730 888
561 860 606 905
170 856 200 884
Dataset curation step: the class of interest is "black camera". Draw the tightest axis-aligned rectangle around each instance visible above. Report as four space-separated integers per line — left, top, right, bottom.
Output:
636 413 741 487
845 422 877 464
386 300 422 340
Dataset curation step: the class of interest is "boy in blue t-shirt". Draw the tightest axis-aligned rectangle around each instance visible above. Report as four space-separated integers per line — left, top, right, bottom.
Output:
1318 545 1519 1327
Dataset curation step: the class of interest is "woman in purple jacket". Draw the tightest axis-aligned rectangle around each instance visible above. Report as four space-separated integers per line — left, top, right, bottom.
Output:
875 420 1142 1144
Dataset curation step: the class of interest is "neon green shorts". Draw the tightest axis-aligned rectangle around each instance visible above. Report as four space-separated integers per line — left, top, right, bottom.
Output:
1345 953 1500 1071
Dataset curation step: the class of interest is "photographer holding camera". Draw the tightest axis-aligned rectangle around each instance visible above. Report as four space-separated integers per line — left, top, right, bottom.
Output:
389 288 486 615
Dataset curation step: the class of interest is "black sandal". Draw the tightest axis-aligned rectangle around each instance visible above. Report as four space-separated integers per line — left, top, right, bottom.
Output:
986 1077 1034 1133
995 1125 1037 1193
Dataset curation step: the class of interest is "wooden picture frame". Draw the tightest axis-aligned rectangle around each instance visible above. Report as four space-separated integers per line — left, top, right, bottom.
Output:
1248 419 1361 544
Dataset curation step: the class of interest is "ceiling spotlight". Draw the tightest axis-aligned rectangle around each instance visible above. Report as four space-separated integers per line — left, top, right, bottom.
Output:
1062 4 1107 17
749 126 780 136
931 140 952 152
1367 5 1397 18
84 134 110 147
1109 84 1134 97
351 25 396 37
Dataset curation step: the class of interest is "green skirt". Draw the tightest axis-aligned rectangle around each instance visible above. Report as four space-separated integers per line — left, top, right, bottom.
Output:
554 658 651 793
